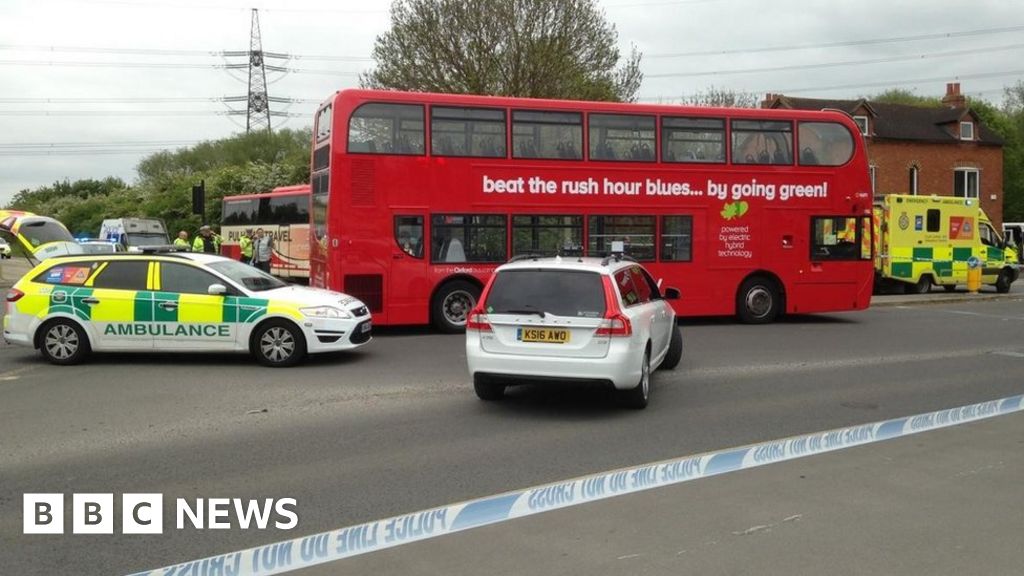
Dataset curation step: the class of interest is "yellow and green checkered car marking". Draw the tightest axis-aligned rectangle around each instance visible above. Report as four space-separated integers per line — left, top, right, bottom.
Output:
35 288 270 324
48 287 94 321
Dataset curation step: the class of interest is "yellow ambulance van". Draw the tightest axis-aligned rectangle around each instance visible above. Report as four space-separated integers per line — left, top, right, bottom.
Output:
873 195 1019 294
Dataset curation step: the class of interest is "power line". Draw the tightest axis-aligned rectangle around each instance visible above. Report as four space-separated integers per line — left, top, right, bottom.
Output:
0 44 217 57
637 69 1024 102
0 59 220 69
645 43 1024 78
0 96 319 104
0 140 200 149
0 149 190 157
644 24 1024 59
0 97 218 104
0 43 372 62
776 69 1024 95
604 0 720 7
0 110 309 117
289 54 374 63
6 22 1022 64
39 0 389 14
0 59 361 76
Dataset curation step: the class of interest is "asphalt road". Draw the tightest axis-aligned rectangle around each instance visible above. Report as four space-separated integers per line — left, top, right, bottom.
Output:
2 294 1023 575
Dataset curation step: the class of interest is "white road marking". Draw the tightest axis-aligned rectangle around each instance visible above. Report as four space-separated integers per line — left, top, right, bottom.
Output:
938 309 1024 320
688 348 1017 378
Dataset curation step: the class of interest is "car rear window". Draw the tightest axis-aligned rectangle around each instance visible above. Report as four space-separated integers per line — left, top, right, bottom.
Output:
484 269 606 318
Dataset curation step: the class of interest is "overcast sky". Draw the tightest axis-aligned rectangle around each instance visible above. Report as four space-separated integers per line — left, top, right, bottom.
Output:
1 0 1021 205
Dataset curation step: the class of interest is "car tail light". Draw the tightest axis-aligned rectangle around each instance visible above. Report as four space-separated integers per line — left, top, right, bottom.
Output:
596 313 632 337
466 307 491 332
595 276 632 337
467 275 497 332
5 288 24 302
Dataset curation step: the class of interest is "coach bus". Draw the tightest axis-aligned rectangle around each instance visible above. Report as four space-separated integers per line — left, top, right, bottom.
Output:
220 185 311 280
309 89 874 331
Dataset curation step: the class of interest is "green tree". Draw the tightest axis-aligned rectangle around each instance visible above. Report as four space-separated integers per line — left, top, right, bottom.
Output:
134 128 311 235
362 0 643 102
4 128 313 236
868 88 942 107
686 86 758 108
998 81 1024 222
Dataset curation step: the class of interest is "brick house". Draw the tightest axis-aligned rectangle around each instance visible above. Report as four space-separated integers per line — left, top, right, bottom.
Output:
762 83 1005 226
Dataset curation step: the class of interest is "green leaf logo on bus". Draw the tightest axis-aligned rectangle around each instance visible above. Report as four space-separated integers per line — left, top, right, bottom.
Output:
720 201 749 221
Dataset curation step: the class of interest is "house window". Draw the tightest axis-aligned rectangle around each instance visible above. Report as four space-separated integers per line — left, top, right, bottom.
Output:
959 121 974 141
853 116 869 136
909 166 918 195
953 168 979 198
869 165 877 193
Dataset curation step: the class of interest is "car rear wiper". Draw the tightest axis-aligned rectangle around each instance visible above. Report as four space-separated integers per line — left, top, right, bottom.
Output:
502 308 547 317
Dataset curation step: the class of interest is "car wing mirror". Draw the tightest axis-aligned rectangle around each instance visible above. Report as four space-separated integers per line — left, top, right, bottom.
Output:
208 283 228 295
664 287 681 300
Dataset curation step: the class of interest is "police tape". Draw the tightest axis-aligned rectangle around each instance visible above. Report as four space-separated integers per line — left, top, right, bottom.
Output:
127 394 1024 576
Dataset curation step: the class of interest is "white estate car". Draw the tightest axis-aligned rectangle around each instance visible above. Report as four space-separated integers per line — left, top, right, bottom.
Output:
3 250 371 367
466 255 683 409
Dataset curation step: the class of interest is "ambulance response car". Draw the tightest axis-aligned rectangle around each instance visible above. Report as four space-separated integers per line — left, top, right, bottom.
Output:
873 195 1019 293
3 250 372 367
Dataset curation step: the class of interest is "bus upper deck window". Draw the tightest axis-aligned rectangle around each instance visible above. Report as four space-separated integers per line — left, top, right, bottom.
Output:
798 122 854 166
589 114 656 162
348 103 425 155
661 117 725 163
512 110 583 160
431 107 506 158
732 120 792 165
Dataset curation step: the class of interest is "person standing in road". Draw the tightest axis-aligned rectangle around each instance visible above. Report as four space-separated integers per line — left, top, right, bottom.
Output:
239 229 254 263
192 225 221 254
252 228 274 273
173 230 191 251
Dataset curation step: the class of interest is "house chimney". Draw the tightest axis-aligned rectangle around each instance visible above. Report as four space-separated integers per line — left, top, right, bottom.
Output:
762 93 779 109
942 82 966 108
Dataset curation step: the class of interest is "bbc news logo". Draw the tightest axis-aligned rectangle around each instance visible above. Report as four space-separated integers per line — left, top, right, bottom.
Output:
24 494 298 534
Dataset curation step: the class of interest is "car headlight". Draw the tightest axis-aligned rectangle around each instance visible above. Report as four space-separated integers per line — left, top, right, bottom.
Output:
300 306 352 319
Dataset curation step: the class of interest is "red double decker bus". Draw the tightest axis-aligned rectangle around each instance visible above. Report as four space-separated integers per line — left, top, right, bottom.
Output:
221 185 311 280
310 89 874 331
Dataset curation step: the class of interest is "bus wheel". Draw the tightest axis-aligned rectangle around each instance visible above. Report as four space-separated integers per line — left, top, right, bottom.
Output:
906 275 931 294
995 270 1013 294
432 280 480 333
737 276 780 324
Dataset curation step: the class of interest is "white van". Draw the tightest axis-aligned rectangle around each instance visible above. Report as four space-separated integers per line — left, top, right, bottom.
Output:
99 218 169 251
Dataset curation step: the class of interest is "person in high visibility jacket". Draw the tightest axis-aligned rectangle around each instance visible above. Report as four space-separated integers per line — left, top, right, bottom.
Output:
192 225 221 254
239 229 254 263
173 230 191 251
